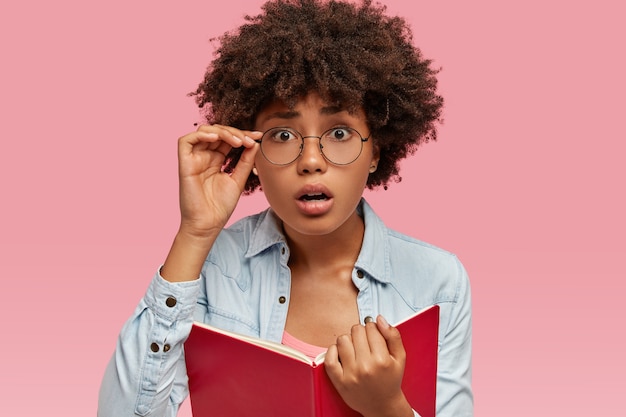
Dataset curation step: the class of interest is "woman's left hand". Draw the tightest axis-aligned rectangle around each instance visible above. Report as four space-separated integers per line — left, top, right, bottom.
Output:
325 316 414 417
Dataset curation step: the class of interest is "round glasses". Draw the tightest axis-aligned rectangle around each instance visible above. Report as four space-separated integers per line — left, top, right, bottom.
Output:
255 127 370 166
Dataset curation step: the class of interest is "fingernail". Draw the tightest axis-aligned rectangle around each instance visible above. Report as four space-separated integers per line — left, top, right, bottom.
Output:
378 315 390 328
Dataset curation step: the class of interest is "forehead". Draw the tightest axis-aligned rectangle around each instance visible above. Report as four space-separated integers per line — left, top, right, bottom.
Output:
256 92 365 124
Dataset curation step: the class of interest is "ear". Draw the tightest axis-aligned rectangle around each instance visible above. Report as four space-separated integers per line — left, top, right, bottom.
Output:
369 145 380 173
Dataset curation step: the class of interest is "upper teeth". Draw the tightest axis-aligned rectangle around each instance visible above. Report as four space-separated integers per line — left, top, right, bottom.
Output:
303 193 325 200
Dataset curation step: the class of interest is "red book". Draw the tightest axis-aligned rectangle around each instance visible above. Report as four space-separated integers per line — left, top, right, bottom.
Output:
184 305 439 417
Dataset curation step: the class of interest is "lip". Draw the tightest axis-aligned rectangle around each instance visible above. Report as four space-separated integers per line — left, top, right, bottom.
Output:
294 184 334 216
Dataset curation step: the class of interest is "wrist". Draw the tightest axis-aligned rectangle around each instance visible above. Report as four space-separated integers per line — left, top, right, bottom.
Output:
362 393 413 417
178 220 224 242
161 229 218 283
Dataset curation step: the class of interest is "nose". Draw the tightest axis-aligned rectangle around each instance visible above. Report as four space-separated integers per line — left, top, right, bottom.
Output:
296 136 327 174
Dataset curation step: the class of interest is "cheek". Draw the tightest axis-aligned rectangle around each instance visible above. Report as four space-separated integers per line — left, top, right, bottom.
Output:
253 155 271 181
254 164 285 193
253 152 264 169
358 148 377 172
365 141 379 161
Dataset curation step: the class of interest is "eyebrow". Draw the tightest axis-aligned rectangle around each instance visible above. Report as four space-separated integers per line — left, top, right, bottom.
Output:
260 105 348 123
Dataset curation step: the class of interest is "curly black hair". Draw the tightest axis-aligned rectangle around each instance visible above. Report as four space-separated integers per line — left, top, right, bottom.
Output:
191 0 443 193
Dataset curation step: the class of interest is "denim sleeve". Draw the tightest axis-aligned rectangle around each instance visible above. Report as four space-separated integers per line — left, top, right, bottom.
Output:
436 258 473 417
98 270 200 417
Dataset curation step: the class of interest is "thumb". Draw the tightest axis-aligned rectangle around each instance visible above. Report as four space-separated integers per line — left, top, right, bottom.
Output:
230 144 259 189
376 315 405 360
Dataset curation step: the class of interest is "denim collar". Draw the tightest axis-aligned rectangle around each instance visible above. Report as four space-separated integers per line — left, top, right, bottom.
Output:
244 198 391 284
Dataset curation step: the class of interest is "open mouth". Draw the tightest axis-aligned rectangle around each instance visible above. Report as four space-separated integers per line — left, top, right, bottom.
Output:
299 193 329 201
295 186 334 215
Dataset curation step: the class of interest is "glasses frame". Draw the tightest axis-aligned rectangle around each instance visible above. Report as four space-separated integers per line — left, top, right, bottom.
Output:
254 126 370 166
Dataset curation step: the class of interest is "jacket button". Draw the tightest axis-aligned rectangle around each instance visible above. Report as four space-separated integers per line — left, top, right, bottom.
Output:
278 296 286 304
150 343 159 352
165 297 177 307
364 316 374 324
281 247 286 255
163 344 171 353
356 270 364 279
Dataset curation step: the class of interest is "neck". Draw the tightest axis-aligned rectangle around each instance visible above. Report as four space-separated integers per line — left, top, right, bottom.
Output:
284 211 365 273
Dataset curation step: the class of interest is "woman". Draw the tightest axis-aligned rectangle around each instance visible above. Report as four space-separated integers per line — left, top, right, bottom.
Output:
98 1 472 416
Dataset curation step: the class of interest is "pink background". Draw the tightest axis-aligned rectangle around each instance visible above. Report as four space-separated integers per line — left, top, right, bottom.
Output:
1 0 624 415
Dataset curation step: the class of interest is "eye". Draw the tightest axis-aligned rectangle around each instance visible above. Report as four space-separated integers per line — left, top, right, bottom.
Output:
325 127 355 142
267 128 298 143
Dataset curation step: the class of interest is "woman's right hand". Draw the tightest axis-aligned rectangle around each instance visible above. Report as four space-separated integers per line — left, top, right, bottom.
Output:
177 124 261 237
160 124 261 282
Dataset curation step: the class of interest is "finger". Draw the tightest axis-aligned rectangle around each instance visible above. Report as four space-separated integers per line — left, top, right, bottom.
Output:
242 130 264 146
178 131 228 154
335 333 356 370
363 320 389 357
324 344 344 382
376 315 405 360
350 324 372 360
178 133 233 171
187 126 243 149
197 124 262 148
230 144 259 188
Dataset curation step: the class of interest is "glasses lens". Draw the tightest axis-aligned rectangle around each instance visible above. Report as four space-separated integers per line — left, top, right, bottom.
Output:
320 127 364 165
260 128 302 165
259 127 365 165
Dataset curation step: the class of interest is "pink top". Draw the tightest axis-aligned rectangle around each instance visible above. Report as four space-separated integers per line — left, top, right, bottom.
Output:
282 331 327 361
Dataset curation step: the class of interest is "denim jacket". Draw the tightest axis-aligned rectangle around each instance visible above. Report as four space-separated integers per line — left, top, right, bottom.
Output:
98 199 473 416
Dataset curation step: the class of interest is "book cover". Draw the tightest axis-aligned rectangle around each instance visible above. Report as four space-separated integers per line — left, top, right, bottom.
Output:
184 305 439 417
